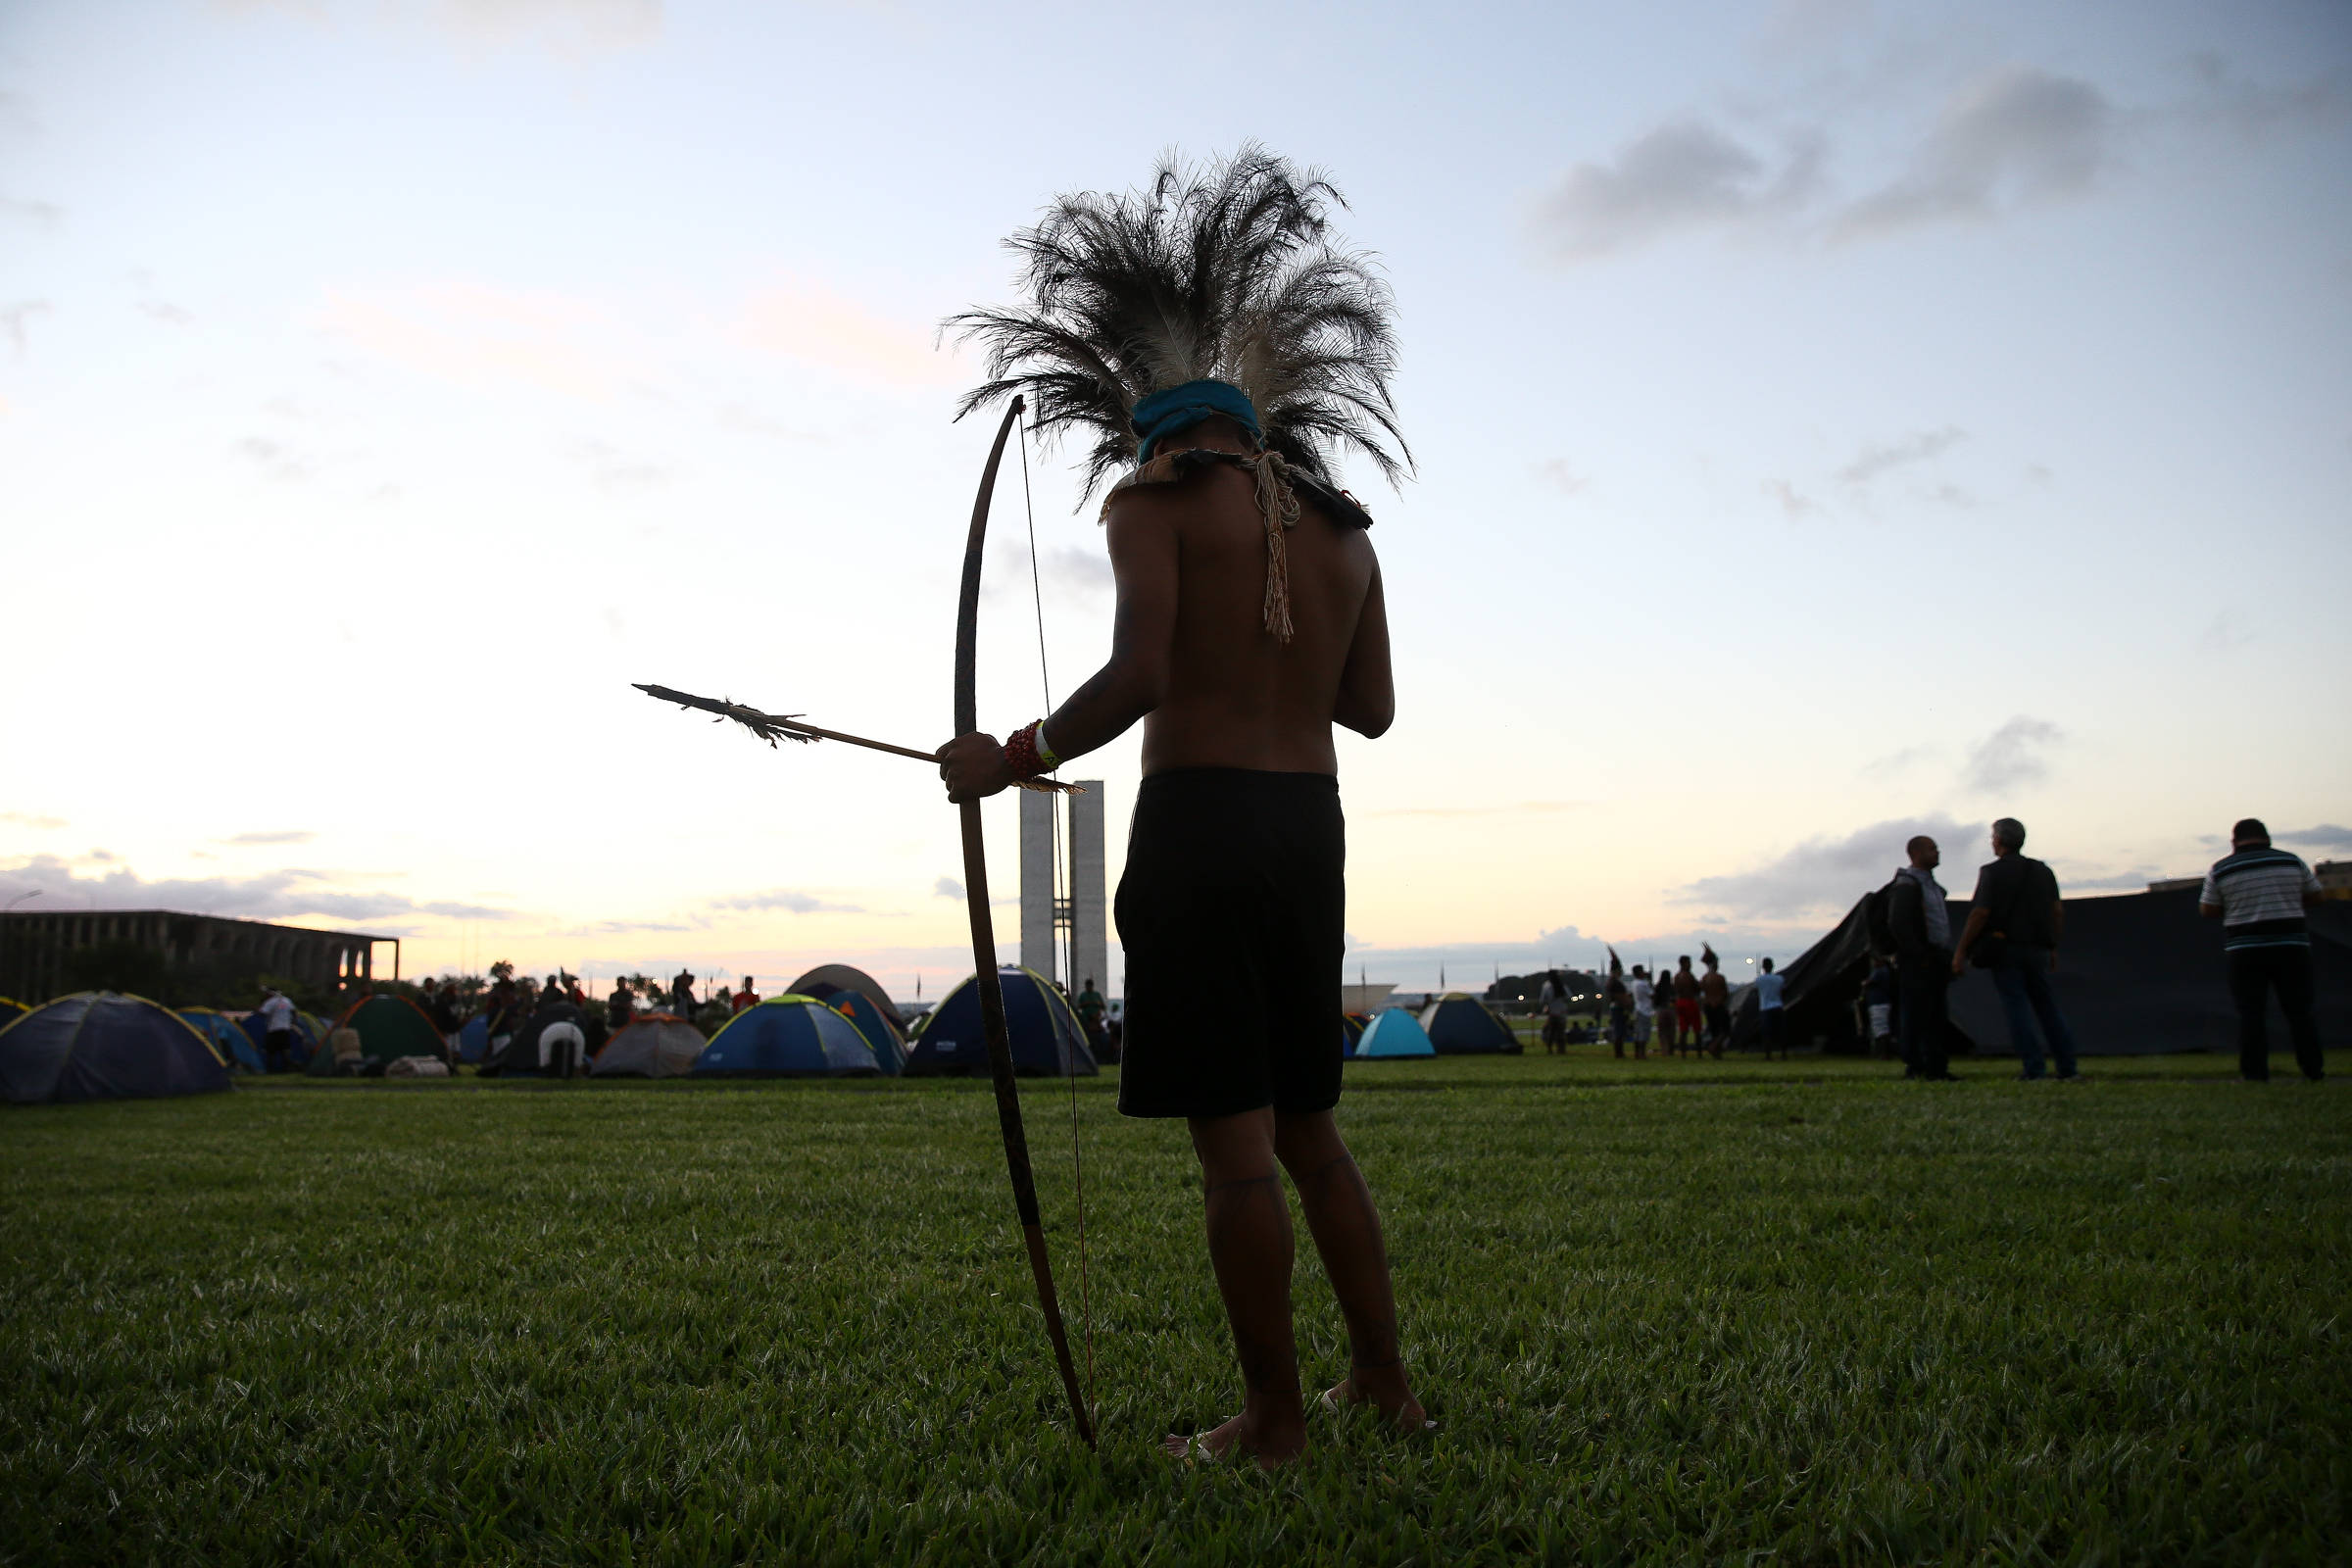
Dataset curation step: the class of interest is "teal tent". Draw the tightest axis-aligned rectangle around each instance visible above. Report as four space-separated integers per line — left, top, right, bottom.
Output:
1354 1009 1436 1058
310 993 445 1076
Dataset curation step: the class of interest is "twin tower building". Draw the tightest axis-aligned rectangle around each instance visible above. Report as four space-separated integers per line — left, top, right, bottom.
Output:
1017 781 1107 996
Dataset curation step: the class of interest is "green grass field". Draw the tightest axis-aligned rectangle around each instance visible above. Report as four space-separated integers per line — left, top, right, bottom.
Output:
3 1052 2347 1565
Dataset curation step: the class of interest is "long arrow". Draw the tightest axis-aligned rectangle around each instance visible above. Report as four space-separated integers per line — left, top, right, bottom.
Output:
633 683 1076 793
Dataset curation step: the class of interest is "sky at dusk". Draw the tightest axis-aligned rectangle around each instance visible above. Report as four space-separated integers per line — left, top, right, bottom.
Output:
3 0 2348 997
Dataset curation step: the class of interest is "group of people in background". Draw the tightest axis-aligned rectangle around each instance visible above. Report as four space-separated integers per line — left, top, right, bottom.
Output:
1587 948 1740 1059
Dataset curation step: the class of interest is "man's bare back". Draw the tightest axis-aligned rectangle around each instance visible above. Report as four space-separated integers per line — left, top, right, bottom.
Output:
939 418 1391 796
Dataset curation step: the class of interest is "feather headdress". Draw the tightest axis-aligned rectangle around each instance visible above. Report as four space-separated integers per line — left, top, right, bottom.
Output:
946 143 1411 502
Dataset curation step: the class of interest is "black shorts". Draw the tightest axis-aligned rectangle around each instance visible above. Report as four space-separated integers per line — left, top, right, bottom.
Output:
1115 768 1344 1119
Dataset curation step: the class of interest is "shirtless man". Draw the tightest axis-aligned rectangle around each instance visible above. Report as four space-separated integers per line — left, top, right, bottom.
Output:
938 151 1423 1467
941 404 1418 1467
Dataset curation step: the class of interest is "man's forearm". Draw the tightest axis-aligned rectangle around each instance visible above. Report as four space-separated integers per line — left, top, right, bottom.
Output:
1042 660 1159 763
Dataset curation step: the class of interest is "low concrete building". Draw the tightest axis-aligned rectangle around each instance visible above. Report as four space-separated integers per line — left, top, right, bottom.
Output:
0 909 390 1005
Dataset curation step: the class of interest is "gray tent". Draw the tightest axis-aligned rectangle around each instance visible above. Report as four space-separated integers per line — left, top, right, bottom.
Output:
589 1013 706 1078
1732 884 2352 1055
1947 887 2352 1055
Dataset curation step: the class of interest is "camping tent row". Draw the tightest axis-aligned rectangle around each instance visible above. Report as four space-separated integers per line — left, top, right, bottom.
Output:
1726 885 2352 1055
1346 994 1520 1059
1 992 234 1104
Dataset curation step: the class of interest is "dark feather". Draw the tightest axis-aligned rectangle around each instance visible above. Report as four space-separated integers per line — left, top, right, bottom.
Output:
946 144 1410 504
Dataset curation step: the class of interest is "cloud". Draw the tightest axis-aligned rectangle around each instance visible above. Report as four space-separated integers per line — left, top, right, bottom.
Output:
710 888 865 914
576 438 669 493
934 877 965 900
1363 801 1591 819
1762 478 1820 520
1537 460 1589 496
2181 55 2352 139
312 281 635 397
2275 823 2352 853
740 275 960 386
1538 121 1823 259
1676 812 1975 918
139 300 193 326
0 854 518 925
235 437 309 482
223 830 316 846
1960 714 2063 795
0 196 63 226
1 300 49 356
216 0 660 56
0 811 66 830
1838 426 1967 485
1834 67 2114 241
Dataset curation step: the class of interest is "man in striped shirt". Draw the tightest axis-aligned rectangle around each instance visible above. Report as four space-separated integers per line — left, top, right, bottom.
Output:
2200 818 2325 1082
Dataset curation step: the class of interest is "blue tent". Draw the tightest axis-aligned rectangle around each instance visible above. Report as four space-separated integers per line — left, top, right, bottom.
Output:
1420 994 1521 1054
695 996 882 1077
180 1007 267 1074
822 991 908 1075
459 1013 489 1063
1354 1008 1436 1058
2 992 235 1104
1341 1014 1367 1058
238 1006 318 1067
905 966 1099 1078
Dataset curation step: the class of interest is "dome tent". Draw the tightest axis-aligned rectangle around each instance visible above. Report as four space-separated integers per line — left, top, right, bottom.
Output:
787 964 908 1074
180 1007 267 1074
1 992 234 1104
1340 1013 1367 1057
238 1006 318 1068
695 996 881 1077
591 1013 707 1078
1419 994 1520 1054
905 967 1098 1078
310 992 445 1076
483 1000 589 1077
1353 1008 1436 1058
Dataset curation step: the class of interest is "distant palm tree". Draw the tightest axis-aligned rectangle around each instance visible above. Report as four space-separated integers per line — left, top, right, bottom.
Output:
947 143 1411 502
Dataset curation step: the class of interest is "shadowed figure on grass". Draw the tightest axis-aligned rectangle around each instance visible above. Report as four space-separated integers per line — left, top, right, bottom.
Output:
936 146 1425 1467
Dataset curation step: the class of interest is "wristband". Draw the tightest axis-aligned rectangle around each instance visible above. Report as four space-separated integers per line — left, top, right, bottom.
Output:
1004 720 1048 780
1034 720 1060 770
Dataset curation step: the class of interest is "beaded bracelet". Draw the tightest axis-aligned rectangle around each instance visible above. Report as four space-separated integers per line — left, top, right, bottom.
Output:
1004 720 1051 780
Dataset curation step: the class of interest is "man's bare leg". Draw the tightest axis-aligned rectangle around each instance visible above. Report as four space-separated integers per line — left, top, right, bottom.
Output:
1272 1108 1426 1429
1165 1107 1308 1467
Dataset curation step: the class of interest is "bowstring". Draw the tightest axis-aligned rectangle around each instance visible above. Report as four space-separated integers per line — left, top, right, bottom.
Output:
1019 406 1096 1430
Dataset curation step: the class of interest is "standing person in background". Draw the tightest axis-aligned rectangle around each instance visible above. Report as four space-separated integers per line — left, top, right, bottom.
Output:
428 979 462 1069
1629 965 1655 1060
1754 958 1787 1059
607 979 635 1033
2200 818 2326 1083
1604 953 1631 1058
1954 818 2081 1081
670 968 697 1022
1539 970 1569 1054
733 976 760 1015
1698 947 1730 1059
1888 834 1957 1082
1073 977 1107 1053
1671 956 1701 1058
255 987 297 1073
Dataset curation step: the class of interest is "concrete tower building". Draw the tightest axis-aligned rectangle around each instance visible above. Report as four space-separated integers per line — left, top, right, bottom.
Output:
1018 782 1106 993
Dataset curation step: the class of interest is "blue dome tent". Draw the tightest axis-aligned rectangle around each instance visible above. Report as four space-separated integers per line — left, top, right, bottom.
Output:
905 967 1098 1078
238 1006 318 1068
1353 1008 1436 1059
695 996 882 1077
180 1007 267 1074
787 965 908 1074
1420 994 1521 1054
1 992 235 1104
823 990 907 1074
458 1013 489 1063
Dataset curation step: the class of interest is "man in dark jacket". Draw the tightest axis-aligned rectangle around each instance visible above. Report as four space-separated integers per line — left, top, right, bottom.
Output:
1887 834 1957 1081
1954 817 2080 1080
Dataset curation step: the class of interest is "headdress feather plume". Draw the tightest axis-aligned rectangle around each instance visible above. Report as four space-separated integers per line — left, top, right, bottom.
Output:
946 143 1411 502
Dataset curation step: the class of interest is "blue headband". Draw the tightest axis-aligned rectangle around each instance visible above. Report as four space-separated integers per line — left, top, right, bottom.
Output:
1131 378 1262 463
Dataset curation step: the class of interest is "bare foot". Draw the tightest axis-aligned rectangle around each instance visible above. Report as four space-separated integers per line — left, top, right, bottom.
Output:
1161 1409 1309 1470
1323 1372 1431 1432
